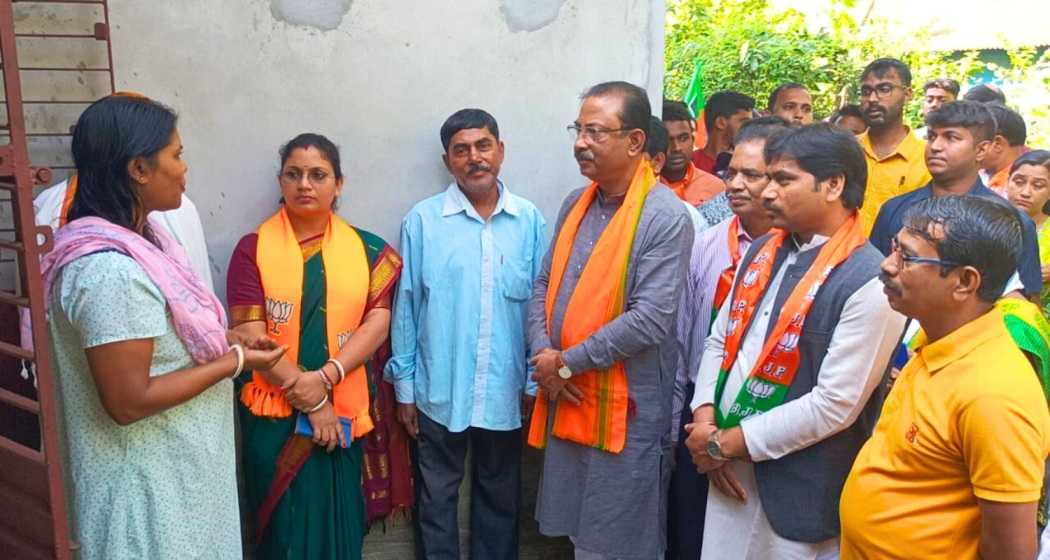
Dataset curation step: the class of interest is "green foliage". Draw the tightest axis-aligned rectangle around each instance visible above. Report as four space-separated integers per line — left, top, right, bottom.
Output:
665 0 1050 146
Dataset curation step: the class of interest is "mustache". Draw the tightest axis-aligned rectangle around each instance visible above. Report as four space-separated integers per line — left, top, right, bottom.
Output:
468 162 493 174
879 272 902 296
575 148 596 162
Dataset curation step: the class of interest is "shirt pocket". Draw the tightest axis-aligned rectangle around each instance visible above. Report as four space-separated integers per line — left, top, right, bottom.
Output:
501 257 533 302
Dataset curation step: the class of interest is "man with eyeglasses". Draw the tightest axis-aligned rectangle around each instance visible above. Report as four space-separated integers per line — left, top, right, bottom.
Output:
683 123 904 559
870 101 1042 301
856 57 932 235
841 195 1050 560
667 115 787 560
661 100 726 207
385 108 547 559
528 81 693 560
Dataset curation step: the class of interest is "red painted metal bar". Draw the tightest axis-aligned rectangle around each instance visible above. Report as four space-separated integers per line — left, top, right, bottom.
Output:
0 386 40 414
0 0 74 557
100 0 113 92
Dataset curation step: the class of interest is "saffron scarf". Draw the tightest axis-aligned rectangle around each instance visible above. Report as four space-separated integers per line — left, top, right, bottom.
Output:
39 216 228 363
527 159 656 454
713 214 866 428
666 162 698 203
709 216 742 328
59 173 77 226
239 207 373 440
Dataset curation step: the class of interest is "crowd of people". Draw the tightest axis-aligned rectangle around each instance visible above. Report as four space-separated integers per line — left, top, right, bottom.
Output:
25 54 1050 560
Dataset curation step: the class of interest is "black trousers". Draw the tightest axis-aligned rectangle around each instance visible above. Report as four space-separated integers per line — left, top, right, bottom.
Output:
416 411 521 560
667 383 708 560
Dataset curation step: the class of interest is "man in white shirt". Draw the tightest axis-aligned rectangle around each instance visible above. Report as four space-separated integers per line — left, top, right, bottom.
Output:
683 124 905 559
33 176 213 287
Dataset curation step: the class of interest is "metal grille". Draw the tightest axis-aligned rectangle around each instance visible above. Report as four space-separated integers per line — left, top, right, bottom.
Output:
0 1 116 557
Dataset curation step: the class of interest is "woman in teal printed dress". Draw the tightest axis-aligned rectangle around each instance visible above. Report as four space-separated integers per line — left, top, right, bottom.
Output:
41 95 284 559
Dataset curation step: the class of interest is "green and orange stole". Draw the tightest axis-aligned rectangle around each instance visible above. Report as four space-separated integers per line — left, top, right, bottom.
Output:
713 214 866 428
709 216 743 328
527 159 656 454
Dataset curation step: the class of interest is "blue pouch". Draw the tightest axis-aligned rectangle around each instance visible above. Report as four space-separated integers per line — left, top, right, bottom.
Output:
295 413 353 444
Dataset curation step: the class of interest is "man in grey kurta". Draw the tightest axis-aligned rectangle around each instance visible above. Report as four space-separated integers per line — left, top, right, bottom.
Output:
528 81 694 559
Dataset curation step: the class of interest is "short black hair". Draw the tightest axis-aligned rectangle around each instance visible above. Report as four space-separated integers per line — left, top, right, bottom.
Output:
767 82 807 111
582 81 651 136
860 57 913 87
902 194 1021 302
925 100 996 143
662 99 693 123
440 108 500 152
763 123 867 210
923 78 960 97
831 104 864 122
963 84 1006 104
986 103 1026 146
703 91 756 133
645 116 669 158
734 115 790 146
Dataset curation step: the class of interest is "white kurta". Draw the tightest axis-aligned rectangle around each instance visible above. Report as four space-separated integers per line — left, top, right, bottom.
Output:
690 235 905 560
33 179 214 288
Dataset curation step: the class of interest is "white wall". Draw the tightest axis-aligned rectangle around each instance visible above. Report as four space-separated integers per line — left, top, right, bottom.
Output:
108 0 665 296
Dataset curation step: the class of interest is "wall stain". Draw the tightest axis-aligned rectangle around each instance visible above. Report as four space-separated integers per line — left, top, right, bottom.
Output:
500 0 566 33
270 0 352 32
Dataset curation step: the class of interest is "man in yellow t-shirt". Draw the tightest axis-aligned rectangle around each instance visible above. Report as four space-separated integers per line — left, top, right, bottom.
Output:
856 58 932 234
840 194 1050 560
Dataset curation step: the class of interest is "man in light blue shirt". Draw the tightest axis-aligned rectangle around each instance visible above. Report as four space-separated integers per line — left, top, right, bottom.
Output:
385 108 546 560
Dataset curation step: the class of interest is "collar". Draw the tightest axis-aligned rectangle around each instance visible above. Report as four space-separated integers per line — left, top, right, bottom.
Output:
789 232 829 253
859 126 922 163
926 177 987 197
915 307 1004 375
441 181 518 221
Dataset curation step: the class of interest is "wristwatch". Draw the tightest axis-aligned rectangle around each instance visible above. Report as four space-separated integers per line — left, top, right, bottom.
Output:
707 429 729 461
557 363 573 380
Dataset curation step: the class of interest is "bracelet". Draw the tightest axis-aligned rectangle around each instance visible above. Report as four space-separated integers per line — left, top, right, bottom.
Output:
229 344 245 379
314 368 332 391
326 358 346 384
305 393 328 414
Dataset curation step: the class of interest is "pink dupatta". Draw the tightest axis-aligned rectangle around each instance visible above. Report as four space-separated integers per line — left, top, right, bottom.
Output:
34 216 229 364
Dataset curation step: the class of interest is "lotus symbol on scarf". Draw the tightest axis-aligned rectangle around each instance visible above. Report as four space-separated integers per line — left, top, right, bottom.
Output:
776 332 800 352
742 268 759 288
265 297 294 336
746 378 776 400
337 330 354 349
727 318 739 335
805 281 822 301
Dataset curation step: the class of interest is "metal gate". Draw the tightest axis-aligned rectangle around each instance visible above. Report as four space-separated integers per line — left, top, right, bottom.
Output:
0 1 116 557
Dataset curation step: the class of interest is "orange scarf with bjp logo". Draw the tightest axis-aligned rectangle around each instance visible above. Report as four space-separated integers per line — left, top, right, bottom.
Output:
239 207 373 440
712 213 866 428
527 159 656 454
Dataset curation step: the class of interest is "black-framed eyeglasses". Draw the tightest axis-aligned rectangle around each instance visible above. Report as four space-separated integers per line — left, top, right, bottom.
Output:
860 83 905 99
567 124 629 143
890 236 959 269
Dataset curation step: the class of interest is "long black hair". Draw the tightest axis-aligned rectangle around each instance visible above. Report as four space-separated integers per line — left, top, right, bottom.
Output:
68 95 178 235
